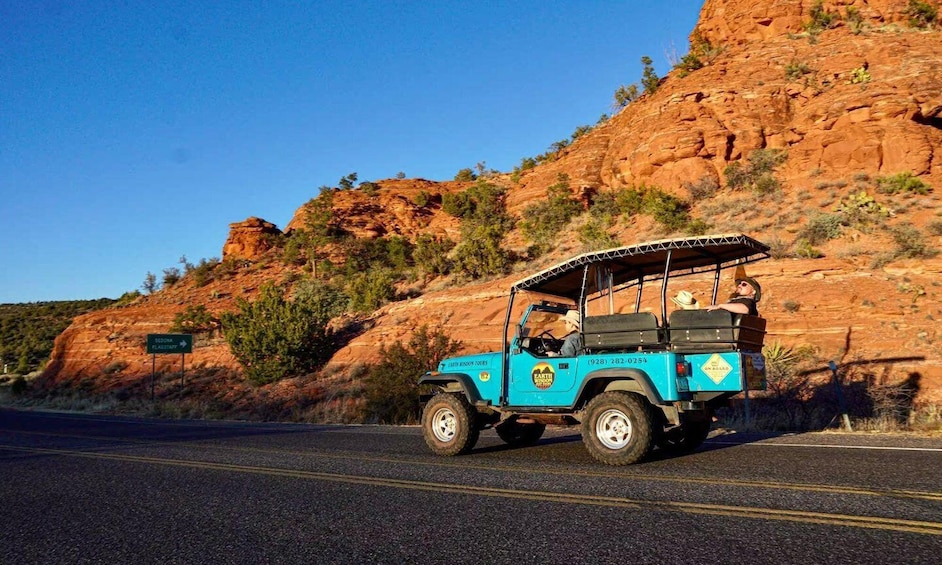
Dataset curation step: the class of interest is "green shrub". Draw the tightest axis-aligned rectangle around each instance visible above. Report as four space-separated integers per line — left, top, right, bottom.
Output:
519 174 582 256
785 60 812 81
684 175 719 199
891 224 937 259
571 124 592 141
798 213 843 245
835 191 890 229
613 84 639 108
578 216 618 250
724 149 787 194
340 236 413 279
875 172 932 195
221 282 335 385
142 272 158 294
641 56 660 95
454 223 511 278
454 168 476 182
906 0 938 28
845 6 865 33
442 181 510 228
927 219 942 236
805 0 840 32
169 304 219 334
190 257 221 287
794 239 823 258
359 181 380 197
413 235 455 276
413 191 431 207
338 172 358 190
162 267 181 287
345 268 398 313
362 325 461 424
849 66 871 84
291 278 347 321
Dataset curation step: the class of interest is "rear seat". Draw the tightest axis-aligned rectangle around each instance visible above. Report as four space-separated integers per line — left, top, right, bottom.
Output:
667 310 766 352
582 313 663 351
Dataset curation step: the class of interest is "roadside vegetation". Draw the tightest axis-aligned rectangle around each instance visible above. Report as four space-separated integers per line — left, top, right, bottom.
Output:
0 299 116 375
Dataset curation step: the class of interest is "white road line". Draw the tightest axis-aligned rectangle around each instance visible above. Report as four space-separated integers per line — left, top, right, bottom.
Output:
708 440 942 452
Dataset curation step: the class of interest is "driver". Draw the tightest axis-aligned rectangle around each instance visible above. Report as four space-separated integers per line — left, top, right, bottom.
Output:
557 310 583 357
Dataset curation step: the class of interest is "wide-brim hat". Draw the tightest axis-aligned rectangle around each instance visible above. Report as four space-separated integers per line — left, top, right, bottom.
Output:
563 309 581 329
736 277 762 302
670 290 700 309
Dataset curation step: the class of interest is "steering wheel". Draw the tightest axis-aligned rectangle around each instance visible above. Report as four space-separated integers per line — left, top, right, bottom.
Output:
536 330 557 341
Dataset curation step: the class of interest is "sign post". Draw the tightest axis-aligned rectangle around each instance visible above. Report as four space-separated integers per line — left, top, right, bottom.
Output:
146 334 193 400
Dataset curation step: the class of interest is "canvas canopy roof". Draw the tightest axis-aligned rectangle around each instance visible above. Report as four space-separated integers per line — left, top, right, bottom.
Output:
511 233 770 301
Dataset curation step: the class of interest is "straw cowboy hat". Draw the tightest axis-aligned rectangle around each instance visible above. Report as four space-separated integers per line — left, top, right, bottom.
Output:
670 290 700 310
563 309 581 329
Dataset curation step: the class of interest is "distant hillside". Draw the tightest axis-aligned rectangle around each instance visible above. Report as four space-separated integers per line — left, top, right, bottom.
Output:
0 299 116 375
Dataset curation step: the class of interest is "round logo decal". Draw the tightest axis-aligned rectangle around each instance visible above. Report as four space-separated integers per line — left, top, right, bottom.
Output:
479 371 491 382
531 362 555 390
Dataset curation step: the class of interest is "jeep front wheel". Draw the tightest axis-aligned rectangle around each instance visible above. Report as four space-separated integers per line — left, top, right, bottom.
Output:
422 393 480 456
582 391 654 465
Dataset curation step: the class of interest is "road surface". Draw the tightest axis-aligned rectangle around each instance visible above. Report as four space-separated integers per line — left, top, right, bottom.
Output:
1 409 939 564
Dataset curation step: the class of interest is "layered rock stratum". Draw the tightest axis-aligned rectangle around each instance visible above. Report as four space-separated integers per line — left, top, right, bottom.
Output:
41 0 942 410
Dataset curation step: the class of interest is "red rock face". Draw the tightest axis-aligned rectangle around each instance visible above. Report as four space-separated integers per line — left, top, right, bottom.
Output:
222 217 282 261
41 0 942 408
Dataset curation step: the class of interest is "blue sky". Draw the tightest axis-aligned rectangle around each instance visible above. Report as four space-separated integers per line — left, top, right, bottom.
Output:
0 1 704 304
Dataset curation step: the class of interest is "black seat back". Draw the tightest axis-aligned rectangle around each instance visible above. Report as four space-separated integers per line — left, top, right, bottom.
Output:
582 313 662 350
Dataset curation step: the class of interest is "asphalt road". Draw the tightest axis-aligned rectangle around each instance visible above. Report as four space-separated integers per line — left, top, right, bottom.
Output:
1 408 940 564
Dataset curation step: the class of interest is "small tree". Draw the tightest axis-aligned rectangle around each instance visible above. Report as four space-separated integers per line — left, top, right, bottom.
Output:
519 173 582 256
169 304 218 334
363 326 461 423
454 168 476 182
142 272 158 294
162 267 181 287
221 282 335 385
613 84 639 108
641 56 660 95
413 234 455 276
338 172 358 190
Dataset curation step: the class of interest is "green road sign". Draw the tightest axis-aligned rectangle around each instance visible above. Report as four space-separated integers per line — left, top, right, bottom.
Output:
146 334 193 354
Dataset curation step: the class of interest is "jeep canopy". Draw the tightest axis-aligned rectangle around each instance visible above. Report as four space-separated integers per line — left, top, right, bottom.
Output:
511 233 770 301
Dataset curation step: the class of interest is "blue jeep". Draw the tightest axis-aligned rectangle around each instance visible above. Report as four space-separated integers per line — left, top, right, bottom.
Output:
419 233 769 465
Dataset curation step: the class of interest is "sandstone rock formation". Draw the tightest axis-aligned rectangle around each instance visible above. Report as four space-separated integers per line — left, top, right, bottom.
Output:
222 217 282 261
40 0 942 412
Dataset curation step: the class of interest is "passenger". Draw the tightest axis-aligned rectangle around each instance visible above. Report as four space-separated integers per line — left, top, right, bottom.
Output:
670 290 700 310
557 309 583 357
706 277 761 316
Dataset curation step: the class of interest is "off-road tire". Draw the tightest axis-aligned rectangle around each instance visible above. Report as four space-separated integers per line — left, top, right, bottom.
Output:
495 419 546 447
656 419 711 454
581 391 654 465
421 392 480 456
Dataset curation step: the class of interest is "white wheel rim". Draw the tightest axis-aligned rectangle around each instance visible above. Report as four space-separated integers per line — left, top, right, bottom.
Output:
596 408 632 449
431 406 458 443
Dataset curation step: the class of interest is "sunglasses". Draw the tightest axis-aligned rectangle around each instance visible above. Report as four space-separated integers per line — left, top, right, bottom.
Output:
737 282 751 288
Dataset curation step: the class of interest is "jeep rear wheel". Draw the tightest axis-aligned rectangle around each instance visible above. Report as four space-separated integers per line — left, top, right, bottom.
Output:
495 419 546 447
582 391 653 465
422 393 480 456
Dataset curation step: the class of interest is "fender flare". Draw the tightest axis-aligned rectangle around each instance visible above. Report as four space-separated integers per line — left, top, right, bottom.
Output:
576 368 664 407
418 373 482 403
